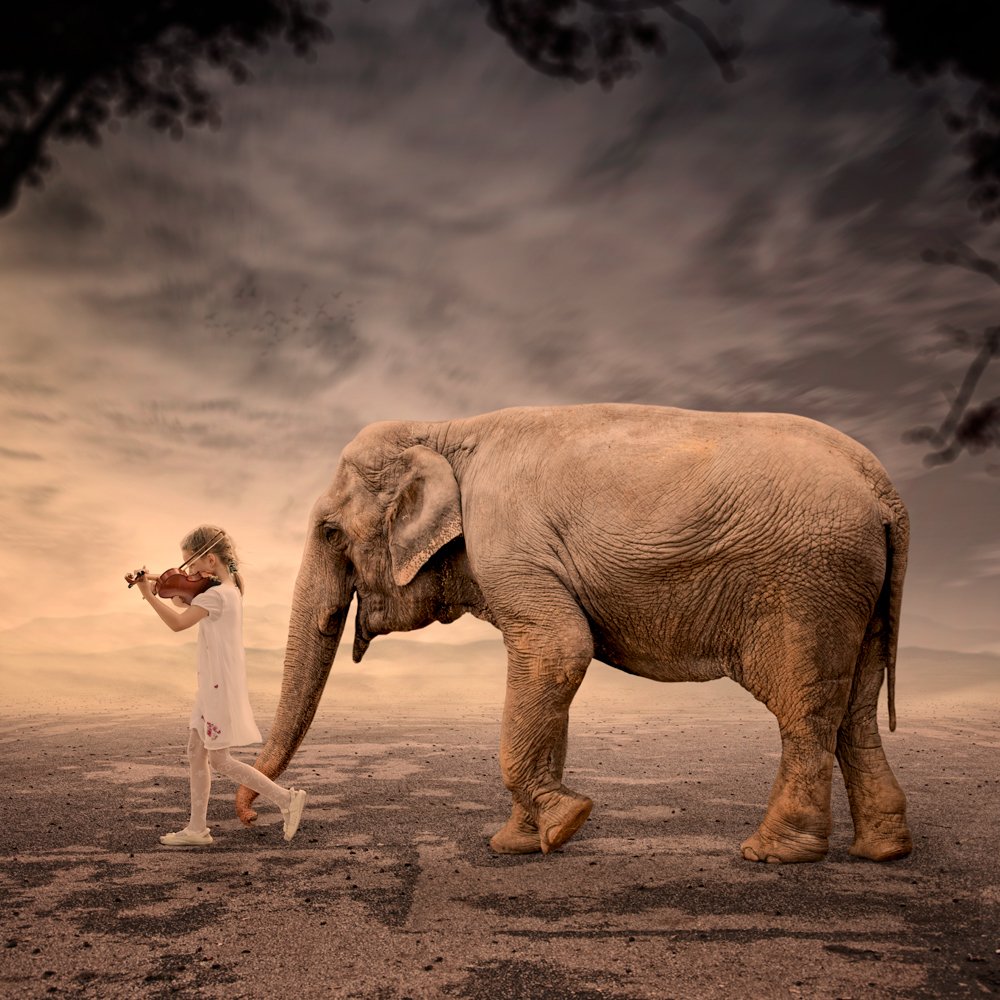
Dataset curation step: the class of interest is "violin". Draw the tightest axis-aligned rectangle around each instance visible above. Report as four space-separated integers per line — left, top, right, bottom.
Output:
125 567 220 604
125 530 225 606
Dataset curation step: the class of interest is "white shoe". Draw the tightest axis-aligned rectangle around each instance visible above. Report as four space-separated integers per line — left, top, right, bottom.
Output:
282 788 307 842
159 828 213 847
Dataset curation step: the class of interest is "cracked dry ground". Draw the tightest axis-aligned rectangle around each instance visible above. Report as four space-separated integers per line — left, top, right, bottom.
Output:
2 707 998 999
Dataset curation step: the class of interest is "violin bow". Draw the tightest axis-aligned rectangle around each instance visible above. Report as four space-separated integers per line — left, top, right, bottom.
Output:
178 530 227 572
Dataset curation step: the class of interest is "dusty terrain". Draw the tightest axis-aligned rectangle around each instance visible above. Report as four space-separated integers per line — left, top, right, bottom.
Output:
2 705 998 999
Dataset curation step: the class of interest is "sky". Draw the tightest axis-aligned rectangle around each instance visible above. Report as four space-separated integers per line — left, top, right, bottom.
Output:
1 0 999 703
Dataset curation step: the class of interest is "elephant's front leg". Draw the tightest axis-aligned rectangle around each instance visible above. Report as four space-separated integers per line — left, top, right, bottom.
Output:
490 620 593 855
489 716 568 855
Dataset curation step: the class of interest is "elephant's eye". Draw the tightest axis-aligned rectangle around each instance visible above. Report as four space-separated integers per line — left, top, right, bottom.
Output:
323 523 344 544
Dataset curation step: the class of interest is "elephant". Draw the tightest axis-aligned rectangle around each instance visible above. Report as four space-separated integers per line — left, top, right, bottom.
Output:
236 403 912 864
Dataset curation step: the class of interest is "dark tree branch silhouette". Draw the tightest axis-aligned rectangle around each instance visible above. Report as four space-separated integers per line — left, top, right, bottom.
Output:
484 2 1000 223
3 3 996 222
0 0 746 217
0 1 332 214
837 1 1000 223
905 242 1000 469
478 0 742 88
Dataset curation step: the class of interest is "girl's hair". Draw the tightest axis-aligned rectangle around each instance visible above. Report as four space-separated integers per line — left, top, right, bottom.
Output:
180 524 245 595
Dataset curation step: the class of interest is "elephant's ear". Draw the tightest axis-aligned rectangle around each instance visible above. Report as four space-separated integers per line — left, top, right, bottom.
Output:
386 446 463 587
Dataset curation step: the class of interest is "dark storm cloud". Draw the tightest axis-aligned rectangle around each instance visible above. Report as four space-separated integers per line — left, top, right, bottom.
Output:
696 188 779 302
315 187 514 243
567 0 911 203
0 372 57 397
811 116 975 270
0 154 257 273
812 125 933 224
20 184 105 239
0 446 44 460
8 484 60 508
3 0 999 634
570 11 741 192
111 145 262 217
58 249 372 404
652 0 999 464
551 0 984 322
84 274 214 328
736 335 932 404
744 0 961 138
97 402 258 452
204 270 373 391
262 0 475 98
144 221 202 259
5 408 59 424
688 82 964 307
89 394 360 469
574 99 684 191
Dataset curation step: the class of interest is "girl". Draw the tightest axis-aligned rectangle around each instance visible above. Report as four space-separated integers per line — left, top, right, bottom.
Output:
128 525 306 847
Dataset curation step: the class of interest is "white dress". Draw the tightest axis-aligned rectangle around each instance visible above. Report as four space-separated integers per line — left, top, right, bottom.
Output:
187 583 262 750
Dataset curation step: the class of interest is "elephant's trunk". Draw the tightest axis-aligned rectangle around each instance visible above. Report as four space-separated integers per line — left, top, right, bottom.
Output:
236 537 352 824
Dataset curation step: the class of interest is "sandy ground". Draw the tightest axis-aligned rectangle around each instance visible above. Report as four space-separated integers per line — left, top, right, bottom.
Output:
1 706 998 999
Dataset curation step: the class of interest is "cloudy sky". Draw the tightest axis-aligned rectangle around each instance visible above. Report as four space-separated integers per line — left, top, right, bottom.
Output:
1 0 998 680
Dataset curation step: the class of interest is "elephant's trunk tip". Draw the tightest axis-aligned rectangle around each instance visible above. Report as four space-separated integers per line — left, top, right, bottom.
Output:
235 784 259 825
352 630 371 662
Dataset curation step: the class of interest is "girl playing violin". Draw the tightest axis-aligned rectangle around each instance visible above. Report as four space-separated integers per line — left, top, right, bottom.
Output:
127 525 306 847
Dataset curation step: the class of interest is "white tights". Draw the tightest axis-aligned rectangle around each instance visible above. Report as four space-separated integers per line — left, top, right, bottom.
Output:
186 728 292 832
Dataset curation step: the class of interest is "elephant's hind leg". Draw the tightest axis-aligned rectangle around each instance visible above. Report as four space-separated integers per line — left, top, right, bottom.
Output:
740 715 842 864
836 733 911 861
836 638 911 861
741 625 853 864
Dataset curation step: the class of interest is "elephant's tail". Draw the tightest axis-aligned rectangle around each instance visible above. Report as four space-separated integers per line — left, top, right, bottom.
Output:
878 494 909 733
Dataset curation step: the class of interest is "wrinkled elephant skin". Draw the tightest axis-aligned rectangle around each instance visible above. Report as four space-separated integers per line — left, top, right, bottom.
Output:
241 404 912 865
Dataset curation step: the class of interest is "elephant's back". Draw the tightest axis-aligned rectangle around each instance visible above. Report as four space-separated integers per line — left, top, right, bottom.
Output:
460 403 881 466
461 403 887 494
456 403 897 563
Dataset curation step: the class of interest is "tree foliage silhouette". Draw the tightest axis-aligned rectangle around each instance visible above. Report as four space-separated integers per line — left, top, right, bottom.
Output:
482 1 1000 223
906 243 1000 469
478 0 742 88
840 1 1000 223
0 0 331 214
0 0 745 216
4 2 996 222
480 1 1000 468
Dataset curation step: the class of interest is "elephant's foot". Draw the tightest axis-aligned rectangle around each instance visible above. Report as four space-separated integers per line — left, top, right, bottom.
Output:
849 815 912 862
741 818 828 865
490 802 542 854
840 764 912 861
535 789 593 855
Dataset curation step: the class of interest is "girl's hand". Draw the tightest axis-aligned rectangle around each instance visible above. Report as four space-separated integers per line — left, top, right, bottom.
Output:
133 569 155 600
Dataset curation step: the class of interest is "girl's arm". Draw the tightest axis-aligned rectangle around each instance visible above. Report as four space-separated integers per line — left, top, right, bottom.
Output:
134 574 208 632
